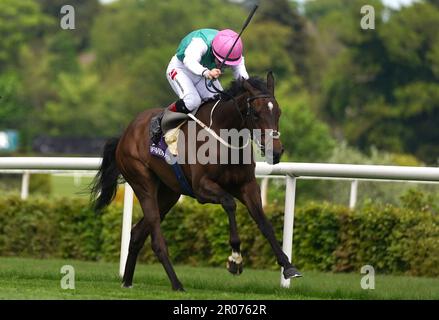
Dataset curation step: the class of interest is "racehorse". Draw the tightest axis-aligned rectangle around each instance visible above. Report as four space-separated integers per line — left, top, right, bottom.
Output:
90 72 301 291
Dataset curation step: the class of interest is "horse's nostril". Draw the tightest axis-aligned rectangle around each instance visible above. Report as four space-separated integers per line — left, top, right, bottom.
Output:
272 155 280 164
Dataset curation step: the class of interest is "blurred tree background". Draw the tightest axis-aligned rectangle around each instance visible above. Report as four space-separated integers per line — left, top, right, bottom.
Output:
1 0 438 166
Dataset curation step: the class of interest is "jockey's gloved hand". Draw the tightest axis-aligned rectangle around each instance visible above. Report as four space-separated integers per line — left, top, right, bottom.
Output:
202 68 221 80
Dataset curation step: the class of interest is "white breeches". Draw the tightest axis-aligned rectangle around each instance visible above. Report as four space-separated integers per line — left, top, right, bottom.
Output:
166 55 223 112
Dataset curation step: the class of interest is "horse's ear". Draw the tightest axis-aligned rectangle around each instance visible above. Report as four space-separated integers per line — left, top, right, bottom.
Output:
242 78 258 96
267 71 275 96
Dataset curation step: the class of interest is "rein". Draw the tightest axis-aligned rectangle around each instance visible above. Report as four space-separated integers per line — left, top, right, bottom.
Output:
187 112 250 150
205 78 244 124
189 89 280 151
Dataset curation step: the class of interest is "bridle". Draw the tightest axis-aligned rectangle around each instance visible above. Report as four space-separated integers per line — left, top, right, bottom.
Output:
246 94 281 152
204 80 281 151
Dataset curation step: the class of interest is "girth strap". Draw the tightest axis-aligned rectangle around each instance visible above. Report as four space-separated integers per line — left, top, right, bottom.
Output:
169 156 195 197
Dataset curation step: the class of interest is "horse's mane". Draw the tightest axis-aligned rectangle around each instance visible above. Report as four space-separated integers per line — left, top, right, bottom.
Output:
206 76 269 103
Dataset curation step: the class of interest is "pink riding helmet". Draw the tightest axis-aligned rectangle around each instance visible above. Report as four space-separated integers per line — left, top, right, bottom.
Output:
212 29 243 66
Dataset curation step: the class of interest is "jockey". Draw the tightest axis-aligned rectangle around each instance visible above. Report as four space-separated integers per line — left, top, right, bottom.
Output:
166 28 249 114
150 28 249 144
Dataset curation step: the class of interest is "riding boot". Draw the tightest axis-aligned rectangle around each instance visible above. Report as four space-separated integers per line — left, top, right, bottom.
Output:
150 99 190 145
169 99 191 114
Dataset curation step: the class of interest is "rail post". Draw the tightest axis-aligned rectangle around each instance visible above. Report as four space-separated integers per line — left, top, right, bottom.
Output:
349 179 358 209
21 171 30 200
261 177 269 208
281 175 297 288
119 183 134 278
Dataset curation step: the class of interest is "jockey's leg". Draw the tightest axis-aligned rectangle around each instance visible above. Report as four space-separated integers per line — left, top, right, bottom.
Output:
166 57 202 113
150 57 202 143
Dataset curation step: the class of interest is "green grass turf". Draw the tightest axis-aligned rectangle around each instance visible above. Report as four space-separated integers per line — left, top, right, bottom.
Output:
0 257 438 300
50 175 94 198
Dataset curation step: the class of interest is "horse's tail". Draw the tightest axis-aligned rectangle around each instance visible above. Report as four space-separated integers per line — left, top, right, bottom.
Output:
90 137 120 214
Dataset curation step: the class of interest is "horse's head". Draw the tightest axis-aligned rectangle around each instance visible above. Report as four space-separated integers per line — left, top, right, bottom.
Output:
242 72 284 164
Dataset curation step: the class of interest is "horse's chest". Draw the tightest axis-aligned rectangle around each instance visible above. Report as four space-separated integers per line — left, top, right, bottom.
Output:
214 167 253 187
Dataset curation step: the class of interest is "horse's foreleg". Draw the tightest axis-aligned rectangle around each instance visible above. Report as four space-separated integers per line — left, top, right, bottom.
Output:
225 204 243 275
238 179 302 280
195 177 243 275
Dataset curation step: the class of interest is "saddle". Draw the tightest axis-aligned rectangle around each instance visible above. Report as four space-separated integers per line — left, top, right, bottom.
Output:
150 108 189 146
149 108 194 197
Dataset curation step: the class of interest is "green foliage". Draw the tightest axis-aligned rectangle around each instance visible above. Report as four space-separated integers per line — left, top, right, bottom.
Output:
40 72 115 137
0 196 59 258
244 22 295 79
36 0 100 49
56 198 103 260
0 73 25 129
0 175 21 193
277 83 335 161
0 196 107 260
0 0 53 70
0 194 438 277
314 1 439 163
28 174 51 195
256 0 313 82
334 197 439 276
293 202 343 271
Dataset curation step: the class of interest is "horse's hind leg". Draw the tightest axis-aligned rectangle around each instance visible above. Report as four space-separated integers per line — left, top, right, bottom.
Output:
122 183 180 288
139 194 184 291
122 217 148 288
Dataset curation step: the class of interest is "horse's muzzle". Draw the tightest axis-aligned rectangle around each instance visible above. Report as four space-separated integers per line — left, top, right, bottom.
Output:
265 147 284 165
271 152 282 164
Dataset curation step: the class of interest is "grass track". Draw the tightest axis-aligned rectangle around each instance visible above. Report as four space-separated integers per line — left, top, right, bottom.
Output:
0 257 438 300
50 175 94 198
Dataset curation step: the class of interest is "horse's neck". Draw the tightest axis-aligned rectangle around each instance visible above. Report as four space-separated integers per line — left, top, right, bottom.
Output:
196 94 247 131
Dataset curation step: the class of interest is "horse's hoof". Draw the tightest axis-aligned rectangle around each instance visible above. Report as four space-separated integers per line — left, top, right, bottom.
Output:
121 283 133 289
173 286 185 292
227 260 243 275
283 267 302 279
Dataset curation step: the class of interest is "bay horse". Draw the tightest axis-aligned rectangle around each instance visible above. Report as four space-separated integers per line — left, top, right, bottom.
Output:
91 72 301 291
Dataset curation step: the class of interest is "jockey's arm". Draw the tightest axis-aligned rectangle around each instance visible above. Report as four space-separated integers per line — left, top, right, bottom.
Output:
182 38 210 77
232 56 249 80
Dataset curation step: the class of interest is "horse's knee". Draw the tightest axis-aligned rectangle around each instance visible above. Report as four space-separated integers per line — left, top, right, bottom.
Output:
128 225 148 253
222 196 236 213
183 94 201 111
129 236 145 253
151 236 168 261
